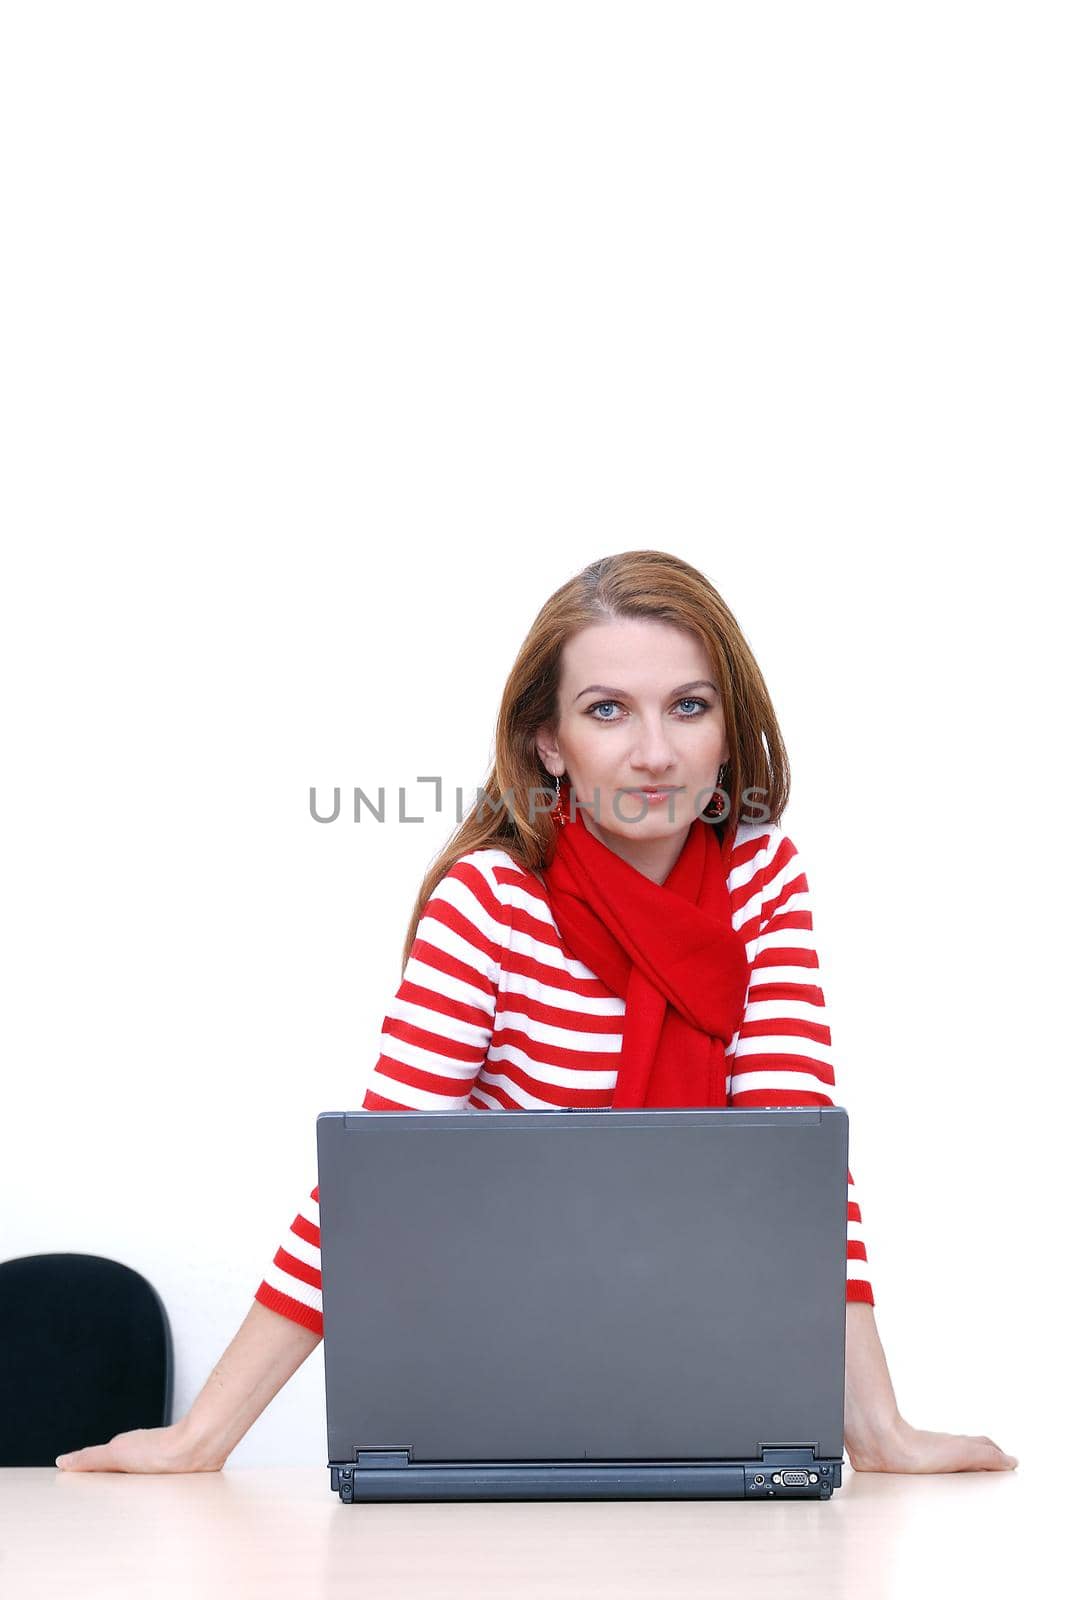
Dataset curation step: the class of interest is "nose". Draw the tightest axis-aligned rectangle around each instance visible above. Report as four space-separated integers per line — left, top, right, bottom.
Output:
628 717 676 777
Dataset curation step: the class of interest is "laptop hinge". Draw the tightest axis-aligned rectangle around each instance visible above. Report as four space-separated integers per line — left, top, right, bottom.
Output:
355 1448 412 1468
759 1445 820 1463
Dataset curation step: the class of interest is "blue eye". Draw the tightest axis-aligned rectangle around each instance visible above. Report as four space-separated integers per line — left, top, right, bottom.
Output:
586 698 710 722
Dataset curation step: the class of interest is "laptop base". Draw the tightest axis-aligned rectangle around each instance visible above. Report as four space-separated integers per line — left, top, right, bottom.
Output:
330 1447 843 1502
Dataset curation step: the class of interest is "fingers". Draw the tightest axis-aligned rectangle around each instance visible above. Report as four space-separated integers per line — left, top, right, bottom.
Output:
975 1435 1018 1469
55 1445 109 1471
973 1433 1018 1465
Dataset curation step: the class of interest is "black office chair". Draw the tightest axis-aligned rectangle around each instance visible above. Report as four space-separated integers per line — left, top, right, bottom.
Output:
0 1252 174 1466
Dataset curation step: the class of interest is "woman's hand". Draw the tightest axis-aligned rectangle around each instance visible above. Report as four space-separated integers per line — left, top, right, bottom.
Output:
849 1418 1019 1474
55 1420 225 1474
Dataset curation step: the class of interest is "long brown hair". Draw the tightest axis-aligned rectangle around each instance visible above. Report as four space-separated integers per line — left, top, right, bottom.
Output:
399 549 790 970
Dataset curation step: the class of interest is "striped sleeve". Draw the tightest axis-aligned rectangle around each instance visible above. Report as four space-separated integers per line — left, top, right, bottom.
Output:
726 827 875 1307
252 854 506 1335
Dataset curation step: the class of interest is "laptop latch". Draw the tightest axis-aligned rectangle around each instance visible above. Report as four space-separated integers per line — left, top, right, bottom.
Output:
759 1445 820 1464
355 1448 412 1468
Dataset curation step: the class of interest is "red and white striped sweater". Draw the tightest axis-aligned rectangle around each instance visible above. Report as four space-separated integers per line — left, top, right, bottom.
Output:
254 821 875 1337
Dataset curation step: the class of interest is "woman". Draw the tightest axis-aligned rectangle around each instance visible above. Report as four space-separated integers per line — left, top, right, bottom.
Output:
56 550 1018 1475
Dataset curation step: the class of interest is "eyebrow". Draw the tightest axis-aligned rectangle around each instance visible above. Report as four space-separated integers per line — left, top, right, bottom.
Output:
573 680 719 703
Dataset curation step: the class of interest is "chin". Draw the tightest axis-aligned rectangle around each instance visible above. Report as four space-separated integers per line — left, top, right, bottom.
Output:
607 803 694 832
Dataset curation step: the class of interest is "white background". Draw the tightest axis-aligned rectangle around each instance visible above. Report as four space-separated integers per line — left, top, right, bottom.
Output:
1 0 1066 1505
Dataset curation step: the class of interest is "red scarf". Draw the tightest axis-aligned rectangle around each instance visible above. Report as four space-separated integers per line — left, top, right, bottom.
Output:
541 799 751 1108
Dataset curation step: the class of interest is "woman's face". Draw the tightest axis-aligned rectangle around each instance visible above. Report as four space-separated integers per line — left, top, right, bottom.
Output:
535 617 729 875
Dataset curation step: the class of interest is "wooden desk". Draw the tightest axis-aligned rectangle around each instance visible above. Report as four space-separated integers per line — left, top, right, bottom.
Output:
0 1464 1038 1598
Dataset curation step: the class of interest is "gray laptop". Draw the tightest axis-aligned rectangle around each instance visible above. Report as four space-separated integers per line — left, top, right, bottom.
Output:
316 1106 852 1503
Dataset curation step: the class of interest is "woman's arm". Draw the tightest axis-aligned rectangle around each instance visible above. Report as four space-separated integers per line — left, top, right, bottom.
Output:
59 855 508 1472
730 830 1018 1475
56 1300 322 1472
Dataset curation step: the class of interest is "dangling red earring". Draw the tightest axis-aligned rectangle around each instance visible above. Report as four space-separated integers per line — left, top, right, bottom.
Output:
550 774 567 827
704 763 729 818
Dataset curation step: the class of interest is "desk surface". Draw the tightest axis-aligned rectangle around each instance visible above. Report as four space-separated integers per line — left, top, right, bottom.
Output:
0 1464 1041 1599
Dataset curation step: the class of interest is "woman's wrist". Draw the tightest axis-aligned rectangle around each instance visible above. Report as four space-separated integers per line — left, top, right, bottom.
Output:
172 1412 232 1469
843 1302 905 1455
844 1406 907 1460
